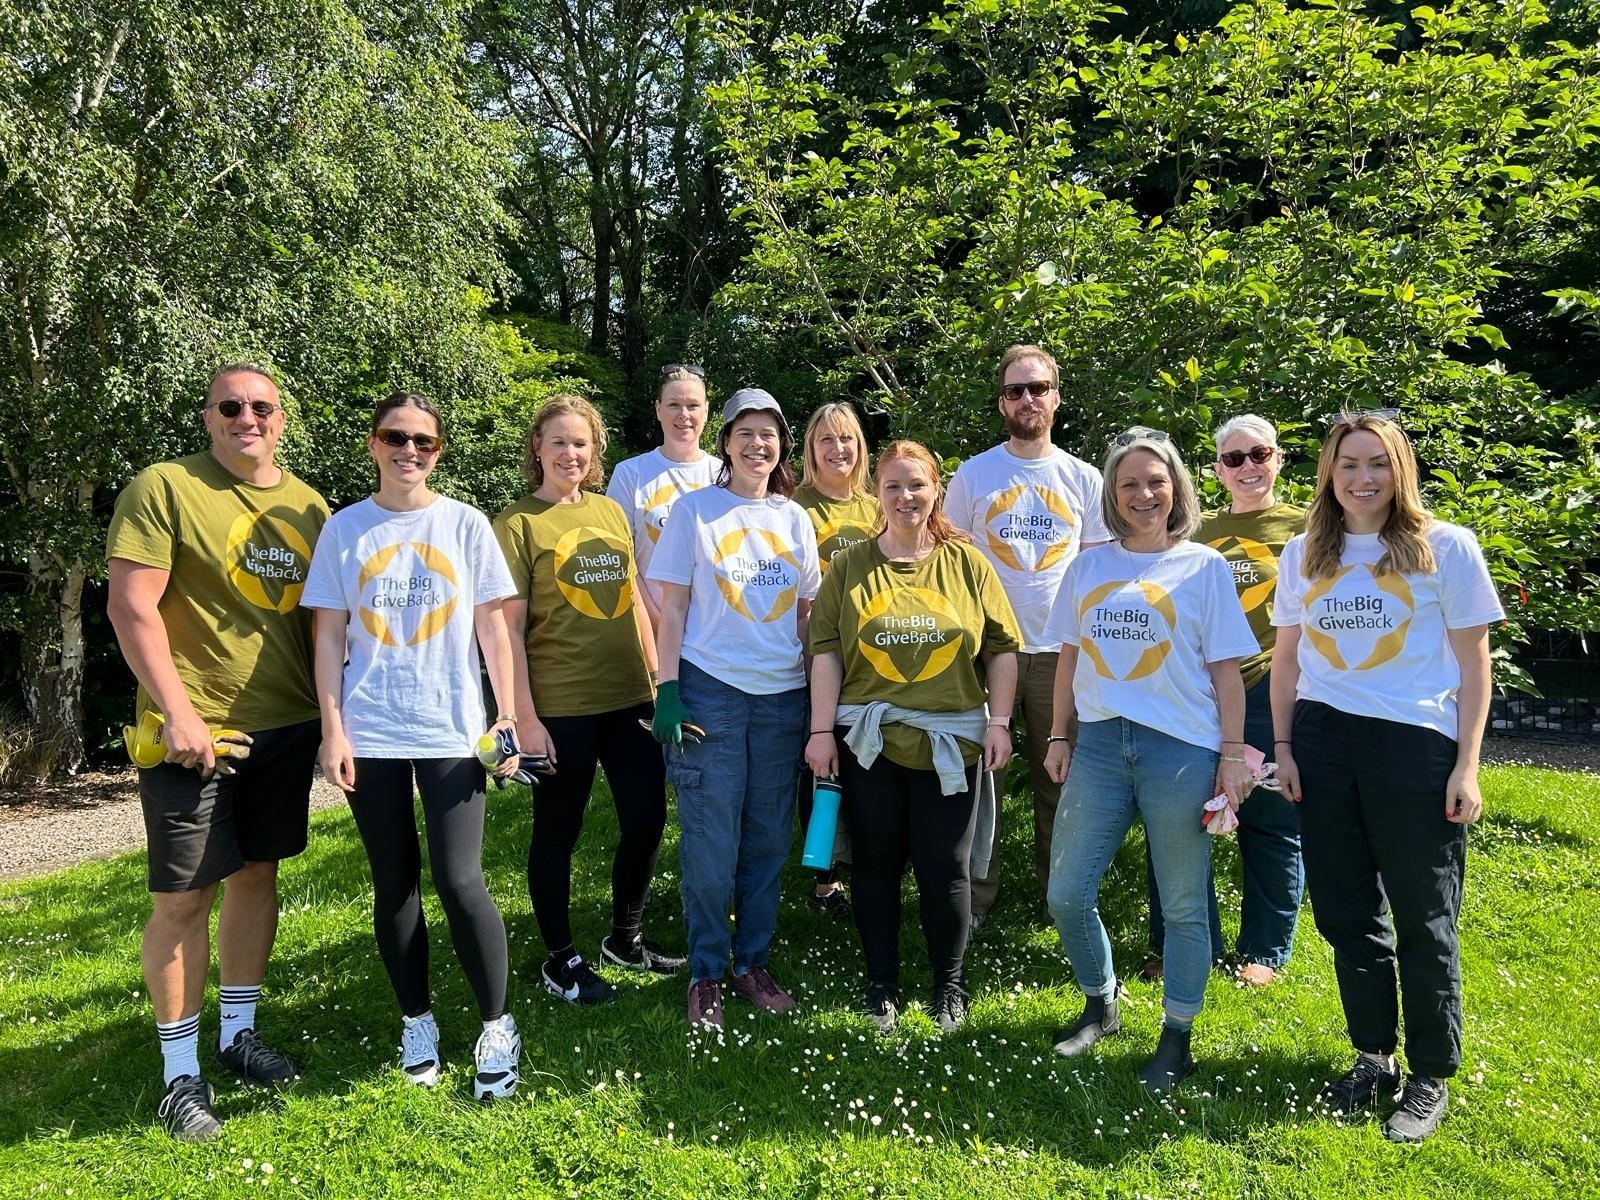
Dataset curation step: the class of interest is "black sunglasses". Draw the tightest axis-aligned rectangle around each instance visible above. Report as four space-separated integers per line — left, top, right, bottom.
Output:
1000 379 1055 401
1331 407 1399 427
660 362 706 380
375 429 443 453
208 399 281 419
1111 428 1171 448
1218 444 1276 469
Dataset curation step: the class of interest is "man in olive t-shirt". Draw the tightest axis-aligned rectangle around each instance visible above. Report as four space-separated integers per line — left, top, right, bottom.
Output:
106 363 328 1142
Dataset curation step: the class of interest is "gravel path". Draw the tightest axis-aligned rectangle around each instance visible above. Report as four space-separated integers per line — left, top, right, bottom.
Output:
0 736 1595 883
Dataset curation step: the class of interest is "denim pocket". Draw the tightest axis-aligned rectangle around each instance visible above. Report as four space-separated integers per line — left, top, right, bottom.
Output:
667 762 704 838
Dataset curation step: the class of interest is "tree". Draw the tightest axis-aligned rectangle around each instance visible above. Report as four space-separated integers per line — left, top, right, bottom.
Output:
0 0 509 771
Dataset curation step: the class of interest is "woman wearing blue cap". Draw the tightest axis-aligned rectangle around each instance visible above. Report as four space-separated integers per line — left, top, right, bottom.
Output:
647 388 821 1029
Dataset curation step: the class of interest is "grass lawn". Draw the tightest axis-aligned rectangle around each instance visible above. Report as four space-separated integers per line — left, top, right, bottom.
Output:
1 763 1597 1199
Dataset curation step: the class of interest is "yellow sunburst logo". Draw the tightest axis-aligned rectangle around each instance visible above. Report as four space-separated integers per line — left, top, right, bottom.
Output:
643 479 709 544
1077 579 1178 681
356 542 459 647
854 587 964 683
712 527 802 622
553 527 634 620
1206 534 1279 615
983 484 1079 572
225 513 313 613
1302 564 1414 670
814 516 875 570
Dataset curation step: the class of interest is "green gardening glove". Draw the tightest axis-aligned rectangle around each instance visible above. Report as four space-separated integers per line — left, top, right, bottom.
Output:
651 679 691 746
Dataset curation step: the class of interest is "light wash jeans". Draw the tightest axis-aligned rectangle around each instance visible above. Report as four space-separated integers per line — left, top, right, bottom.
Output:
1047 717 1219 1021
669 659 806 982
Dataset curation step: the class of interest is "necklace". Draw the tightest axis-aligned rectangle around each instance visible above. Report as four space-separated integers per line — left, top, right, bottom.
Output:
1117 538 1173 591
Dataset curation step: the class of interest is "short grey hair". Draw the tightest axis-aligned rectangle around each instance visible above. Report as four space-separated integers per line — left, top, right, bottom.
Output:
1212 413 1279 456
207 361 278 401
1100 426 1202 542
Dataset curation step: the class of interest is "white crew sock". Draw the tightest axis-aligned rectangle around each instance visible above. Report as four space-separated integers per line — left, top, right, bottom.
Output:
218 984 261 1050
157 1013 202 1085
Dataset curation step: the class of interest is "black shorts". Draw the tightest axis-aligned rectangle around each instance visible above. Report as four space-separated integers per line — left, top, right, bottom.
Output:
139 719 320 893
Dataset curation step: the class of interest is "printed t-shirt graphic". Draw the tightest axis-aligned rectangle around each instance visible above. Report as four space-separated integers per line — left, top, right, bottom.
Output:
494 492 652 718
793 484 881 573
809 540 1021 770
301 496 516 757
605 448 721 602
1272 522 1504 739
647 486 821 696
105 452 329 732
943 445 1109 652
1196 503 1307 688
1044 540 1259 752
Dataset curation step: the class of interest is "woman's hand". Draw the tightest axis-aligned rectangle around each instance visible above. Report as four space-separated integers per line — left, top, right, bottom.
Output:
1044 739 1072 785
517 716 556 766
805 731 838 779
982 724 1013 773
1273 747 1302 804
1215 755 1255 811
320 729 357 793
1444 763 1484 824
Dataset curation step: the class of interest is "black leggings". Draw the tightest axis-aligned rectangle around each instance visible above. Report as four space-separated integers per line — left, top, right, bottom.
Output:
528 703 667 955
837 735 980 993
347 757 508 1020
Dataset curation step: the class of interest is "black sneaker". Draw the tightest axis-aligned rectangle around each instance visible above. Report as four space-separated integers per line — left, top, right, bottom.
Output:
806 887 853 923
218 1029 300 1085
1383 1075 1449 1143
930 984 968 1034
1318 1054 1402 1116
157 1075 223 1143
542 954 619 1005
864 983 899 1035
600 934 687 975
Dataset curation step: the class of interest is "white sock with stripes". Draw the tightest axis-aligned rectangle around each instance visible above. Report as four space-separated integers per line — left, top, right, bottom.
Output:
157 1013 202 1085
218 984 261 1050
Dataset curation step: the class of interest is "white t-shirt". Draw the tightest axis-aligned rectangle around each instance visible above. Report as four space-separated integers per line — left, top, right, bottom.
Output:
646 486 821 695
606 448 722 603
301 495 517 758
1044 540 1260 751
1272 521 1504 739
944 444 1110 652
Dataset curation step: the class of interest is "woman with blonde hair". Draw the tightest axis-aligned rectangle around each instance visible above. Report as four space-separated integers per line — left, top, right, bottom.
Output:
793 401 882 919
1271 411 1502 1143
494 394 683 1009
807 439 1019 1034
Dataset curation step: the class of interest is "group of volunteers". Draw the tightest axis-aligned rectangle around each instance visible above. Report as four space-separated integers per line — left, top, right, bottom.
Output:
106 346 1501 1149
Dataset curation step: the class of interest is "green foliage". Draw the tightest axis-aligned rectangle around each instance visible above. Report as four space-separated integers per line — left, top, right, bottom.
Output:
704 0 1600 676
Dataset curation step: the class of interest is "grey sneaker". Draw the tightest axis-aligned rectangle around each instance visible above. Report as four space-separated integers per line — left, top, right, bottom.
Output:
930 984 968 1034
399 1013 441 1088
157 1075 223 1143
473 1015 521 1102
1318 1054 1402 1115
1383 1075 1448 1143
601 934 687 975
218 1029 299 1085
864 983 899 1035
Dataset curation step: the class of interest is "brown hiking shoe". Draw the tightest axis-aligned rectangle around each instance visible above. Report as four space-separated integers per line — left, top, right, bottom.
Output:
687 977 724 1028
728 965 797 1014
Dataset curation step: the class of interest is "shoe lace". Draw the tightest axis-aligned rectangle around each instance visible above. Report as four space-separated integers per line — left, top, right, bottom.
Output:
1395 1077 1441 1119
162 1077 212 1124
692 979 721 1011
401 1020 436 1063
231 1030 290 1075
934 985 968 1018
476 1023 517 1073
744 966 782 998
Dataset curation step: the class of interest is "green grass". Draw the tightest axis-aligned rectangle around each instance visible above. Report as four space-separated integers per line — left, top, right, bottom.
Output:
2 765 1598 1199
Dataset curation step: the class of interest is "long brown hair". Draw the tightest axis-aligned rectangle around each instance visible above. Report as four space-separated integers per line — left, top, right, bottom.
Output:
522 394 608 491
872 440 971 547
1303 412 1435 579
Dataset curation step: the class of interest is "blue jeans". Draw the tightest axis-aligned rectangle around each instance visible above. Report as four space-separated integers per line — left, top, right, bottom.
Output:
1144 676 1304 968
1048 718 1218 1021
669 659 805 982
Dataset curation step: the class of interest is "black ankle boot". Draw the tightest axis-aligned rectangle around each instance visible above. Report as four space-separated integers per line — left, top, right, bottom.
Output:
1051 989 1121 1058
1137 1023 1196 1093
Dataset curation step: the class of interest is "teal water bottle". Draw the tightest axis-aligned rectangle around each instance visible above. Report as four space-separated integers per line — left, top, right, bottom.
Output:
802 777 843 869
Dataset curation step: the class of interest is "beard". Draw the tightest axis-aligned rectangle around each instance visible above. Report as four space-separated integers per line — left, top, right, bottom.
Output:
1004 410 1052 441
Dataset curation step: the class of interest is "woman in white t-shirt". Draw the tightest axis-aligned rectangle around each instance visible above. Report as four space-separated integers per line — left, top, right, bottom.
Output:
605 363 721 632
1040 427 1258 1094
646 387 821 1030
303 393 523 1102
1270 411 1503 1144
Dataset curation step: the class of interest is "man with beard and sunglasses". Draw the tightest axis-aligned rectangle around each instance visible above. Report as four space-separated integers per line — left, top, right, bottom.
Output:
944 345 1108 927
107 363 329 1141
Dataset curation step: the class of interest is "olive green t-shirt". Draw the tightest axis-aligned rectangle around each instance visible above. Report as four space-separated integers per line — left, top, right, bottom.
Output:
494 492 653 718
793 484 881 574
105 452 329 732
1197 501 1308 688
810 538 1022 770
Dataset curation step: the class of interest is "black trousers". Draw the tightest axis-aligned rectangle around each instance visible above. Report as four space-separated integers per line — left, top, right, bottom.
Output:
347 757 509 1020
528 703 666 954
837 734 980 994
1293 700 1466 1078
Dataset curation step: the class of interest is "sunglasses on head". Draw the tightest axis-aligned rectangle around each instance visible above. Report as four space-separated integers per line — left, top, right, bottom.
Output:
1331 407 1399 428
1000 379 1055 401
660 362 706 380
1218 444 1276 469
375 429 443 453
208 399 281 420
1112 428 1171 448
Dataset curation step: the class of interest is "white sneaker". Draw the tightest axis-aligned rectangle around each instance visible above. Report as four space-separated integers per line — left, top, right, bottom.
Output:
473 1014 520 1101
400 1012 441 1088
